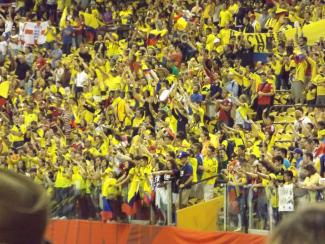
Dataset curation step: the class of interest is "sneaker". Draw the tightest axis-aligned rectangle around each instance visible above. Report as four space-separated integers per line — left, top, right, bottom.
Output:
234 227 242 232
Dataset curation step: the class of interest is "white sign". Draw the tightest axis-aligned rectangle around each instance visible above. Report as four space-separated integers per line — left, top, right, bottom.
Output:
278 184 294 212
19 21 49 45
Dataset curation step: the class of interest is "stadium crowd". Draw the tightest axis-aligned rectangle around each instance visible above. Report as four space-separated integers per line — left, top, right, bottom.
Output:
0 0 324 232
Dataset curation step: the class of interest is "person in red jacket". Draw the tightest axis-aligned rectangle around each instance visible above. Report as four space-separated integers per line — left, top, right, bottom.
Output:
256 73 274 120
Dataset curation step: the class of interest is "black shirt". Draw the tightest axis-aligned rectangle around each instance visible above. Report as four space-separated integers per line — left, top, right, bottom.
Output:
79 51 91 63
15 61 31 80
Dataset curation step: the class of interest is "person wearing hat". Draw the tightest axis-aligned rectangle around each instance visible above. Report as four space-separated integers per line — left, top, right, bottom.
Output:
176 151 193 208
0 169 49 244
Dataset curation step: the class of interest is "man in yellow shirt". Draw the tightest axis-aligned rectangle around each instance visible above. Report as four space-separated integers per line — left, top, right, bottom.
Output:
54 163 72 218
201 146 218 201
314 66 325 106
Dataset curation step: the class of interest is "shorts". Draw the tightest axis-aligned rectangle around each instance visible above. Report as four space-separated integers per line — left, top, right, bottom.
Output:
155 187 167 209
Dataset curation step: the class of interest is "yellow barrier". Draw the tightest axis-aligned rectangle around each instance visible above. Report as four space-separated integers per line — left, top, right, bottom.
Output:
176 196 224 232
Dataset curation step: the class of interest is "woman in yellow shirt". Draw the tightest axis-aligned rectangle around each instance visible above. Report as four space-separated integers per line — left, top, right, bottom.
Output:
101 168 122 222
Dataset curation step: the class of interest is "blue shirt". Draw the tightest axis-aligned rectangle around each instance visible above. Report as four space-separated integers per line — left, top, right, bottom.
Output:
210 84 222 97
296 157 303 169
179 163 193 189
283 158 291 169
191 93 203 103
62 26 74 45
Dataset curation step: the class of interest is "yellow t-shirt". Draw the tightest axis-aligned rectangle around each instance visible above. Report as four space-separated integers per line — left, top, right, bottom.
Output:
313 74 325 96
189 157 198 183
106 75 122 91
8 125 25 142
219 10 232 28
202 157 218 185
102 177 118 199
72 167 86 190
24 112 38 126
295 59 308 82
174 17 187 31
55 167 72 188
45 26 57 42
306 87 317 101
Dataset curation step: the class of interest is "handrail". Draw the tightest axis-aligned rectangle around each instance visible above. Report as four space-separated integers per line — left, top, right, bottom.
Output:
190 174 223 187
178 174 223 209
270 104 322 109
275 90 291 93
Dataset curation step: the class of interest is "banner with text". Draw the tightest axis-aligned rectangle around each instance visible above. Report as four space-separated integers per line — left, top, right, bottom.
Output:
229 30 275 53
223 19 325 53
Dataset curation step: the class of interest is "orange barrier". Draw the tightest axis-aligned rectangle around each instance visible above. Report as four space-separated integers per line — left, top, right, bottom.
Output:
46 220 267 244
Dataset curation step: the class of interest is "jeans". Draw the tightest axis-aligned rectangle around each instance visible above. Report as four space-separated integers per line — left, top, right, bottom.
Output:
275 74 283 90
255 104 269 121
62 43 72 54
72 34 83 48
47 4 58 23
238 193 248 231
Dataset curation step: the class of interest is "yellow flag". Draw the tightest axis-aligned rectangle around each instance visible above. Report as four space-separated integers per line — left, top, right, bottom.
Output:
285 19 325 45
0 81 10 98
59 7 68 29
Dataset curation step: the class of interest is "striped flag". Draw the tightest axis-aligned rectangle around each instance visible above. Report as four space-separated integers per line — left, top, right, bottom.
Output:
18 21 49 45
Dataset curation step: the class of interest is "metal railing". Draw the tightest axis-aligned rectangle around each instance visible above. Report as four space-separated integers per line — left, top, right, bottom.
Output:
222 183 325 233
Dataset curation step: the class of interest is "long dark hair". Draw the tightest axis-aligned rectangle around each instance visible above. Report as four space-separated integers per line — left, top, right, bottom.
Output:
168 159 178 170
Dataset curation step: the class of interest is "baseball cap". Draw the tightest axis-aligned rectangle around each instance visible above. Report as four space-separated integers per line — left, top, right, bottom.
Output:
292 148 303 155
177 152 189 159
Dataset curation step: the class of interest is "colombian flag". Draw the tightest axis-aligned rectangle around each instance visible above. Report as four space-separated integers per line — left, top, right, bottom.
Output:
101 197 113 222
122 194 140 216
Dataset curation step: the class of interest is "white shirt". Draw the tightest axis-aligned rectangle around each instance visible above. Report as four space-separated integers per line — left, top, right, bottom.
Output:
75 71 88 87
294 116 312 133
4 20 13 33
54 67 64 82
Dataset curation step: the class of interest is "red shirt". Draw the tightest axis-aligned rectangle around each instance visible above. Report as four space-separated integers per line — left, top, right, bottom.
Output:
36 57 47 70
219 98 232 123
257 82 273 105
